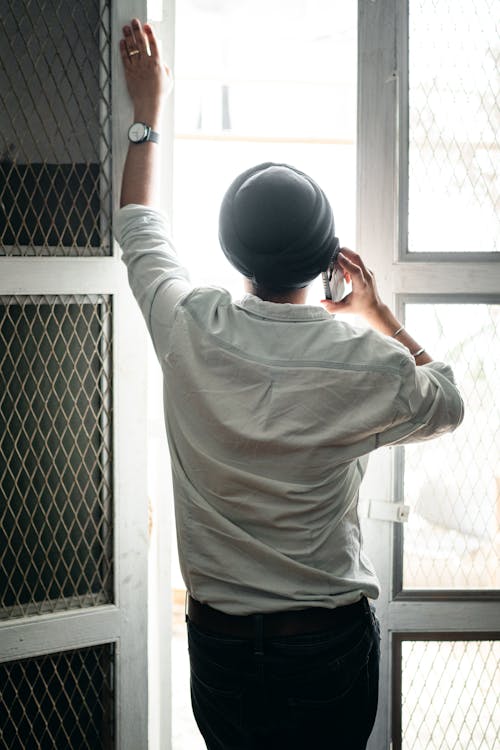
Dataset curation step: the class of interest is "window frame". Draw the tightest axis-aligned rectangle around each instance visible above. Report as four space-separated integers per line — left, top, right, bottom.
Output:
358 1 500 748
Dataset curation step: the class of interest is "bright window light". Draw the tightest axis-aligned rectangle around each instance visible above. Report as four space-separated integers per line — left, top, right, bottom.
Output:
172 0 357 297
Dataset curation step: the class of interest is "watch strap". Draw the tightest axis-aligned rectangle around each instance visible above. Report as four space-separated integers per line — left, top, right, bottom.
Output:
147 128 160 144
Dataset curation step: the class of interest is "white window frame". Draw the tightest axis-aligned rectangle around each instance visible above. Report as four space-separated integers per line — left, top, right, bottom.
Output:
357 2 500 748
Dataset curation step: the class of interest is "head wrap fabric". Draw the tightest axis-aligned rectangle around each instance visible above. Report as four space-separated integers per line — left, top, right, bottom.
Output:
218 162 337 289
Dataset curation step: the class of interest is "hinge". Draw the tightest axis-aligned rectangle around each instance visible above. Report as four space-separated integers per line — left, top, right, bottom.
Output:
368 500 410 523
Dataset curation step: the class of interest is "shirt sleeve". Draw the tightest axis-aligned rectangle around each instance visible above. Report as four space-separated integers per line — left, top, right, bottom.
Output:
114 204 192 356
377 354 465 447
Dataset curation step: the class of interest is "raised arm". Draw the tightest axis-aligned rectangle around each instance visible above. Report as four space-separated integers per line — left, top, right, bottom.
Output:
119 18 173 208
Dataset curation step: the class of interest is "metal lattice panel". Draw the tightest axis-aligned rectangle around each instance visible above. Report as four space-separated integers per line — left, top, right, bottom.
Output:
0 296 113 618
401 640 499 749
402 304 499 590
0 0 112 255
0 644 115 750
408 0 499 254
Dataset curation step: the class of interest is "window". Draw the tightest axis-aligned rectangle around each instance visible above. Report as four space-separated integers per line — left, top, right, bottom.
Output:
358 1 499 748
407 0 498 255
172 0 357 294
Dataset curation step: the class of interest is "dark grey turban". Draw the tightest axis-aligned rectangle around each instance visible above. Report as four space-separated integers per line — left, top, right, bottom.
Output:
218 162 337 289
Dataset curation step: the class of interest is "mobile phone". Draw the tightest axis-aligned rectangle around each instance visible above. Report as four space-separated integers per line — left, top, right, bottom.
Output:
321 238 347 302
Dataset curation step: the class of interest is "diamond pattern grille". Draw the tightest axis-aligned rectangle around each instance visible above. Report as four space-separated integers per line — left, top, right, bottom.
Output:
0 0 112 255
401 640 499 749
402 304 499 590
408 0 499 253
0 644 115 749
0 296 113 618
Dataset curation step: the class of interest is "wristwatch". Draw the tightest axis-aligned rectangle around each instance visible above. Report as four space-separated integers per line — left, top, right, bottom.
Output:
128 122 160 144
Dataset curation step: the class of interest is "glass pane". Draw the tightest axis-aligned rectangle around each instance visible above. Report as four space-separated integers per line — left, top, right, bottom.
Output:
0 644 115 749
408 0 499 253
0 0 112 255
0 296 113 618
401 640 499 749
173 0 357 294
402 304 499 590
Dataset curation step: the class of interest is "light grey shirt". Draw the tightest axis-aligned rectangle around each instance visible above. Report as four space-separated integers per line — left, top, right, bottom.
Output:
115 204 464 615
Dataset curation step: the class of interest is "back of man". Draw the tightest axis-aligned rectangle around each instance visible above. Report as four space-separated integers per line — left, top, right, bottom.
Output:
116 18 464 750
145 279 459 616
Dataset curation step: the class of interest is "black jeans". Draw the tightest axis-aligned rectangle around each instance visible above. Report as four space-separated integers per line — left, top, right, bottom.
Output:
187 599 381 750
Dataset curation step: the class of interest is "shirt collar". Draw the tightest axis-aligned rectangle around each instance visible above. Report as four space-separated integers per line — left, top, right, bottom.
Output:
235 293 332 322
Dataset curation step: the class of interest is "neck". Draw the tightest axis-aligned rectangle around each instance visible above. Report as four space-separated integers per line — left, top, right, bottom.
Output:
244 280 308 304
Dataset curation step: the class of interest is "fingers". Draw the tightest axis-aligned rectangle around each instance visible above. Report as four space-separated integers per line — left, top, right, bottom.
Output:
119 38 131 68
131 18 148 56
122 19 150 61
122 24 139 57
144 23 159 59
337 248 370 278
336 251 365 282
320 294 353 314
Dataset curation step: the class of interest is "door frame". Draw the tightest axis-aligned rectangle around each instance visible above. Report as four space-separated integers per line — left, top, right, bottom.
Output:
0 1 150 747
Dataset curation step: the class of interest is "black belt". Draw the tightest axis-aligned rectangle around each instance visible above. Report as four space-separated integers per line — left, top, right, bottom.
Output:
186 595 369 638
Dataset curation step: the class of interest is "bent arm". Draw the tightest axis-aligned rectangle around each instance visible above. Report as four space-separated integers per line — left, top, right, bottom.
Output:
120 133 161 209
321 249 432 365
378 356 464 447
362 301 432 366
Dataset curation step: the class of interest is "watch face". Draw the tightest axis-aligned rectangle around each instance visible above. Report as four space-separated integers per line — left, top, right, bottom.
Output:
129 122 148 143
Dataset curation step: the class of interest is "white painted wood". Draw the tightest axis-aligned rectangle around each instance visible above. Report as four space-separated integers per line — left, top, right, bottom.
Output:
0 258 120 294
358 2 399 747
357 0 399 284
111 2 150 749
113 266 149 750
392 262 500 295
144 3 175 748
396 0 410 262
0 606 120 662
387 600 500 633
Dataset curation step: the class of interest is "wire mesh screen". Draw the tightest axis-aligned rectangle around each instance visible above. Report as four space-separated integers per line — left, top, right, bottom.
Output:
400 639 499 749
408 0 499 254
0 0 112 255
0 295 113 619
401 303 499 590
0 643 115 750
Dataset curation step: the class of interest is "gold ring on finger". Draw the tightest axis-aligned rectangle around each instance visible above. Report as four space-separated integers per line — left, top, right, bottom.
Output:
129 49 140 56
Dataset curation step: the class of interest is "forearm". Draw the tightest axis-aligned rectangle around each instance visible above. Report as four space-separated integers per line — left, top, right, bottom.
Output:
120 104 163 208
364 303 433 365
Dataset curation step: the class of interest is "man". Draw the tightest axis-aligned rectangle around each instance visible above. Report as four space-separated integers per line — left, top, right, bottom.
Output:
116 19 463 750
